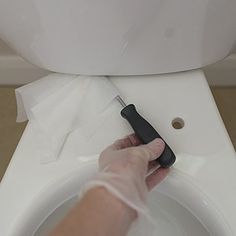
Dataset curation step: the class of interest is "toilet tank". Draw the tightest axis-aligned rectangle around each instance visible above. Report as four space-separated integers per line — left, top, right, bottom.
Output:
0 0 236 75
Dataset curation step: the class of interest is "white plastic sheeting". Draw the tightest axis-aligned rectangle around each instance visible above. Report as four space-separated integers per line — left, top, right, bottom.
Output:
15 74 119 163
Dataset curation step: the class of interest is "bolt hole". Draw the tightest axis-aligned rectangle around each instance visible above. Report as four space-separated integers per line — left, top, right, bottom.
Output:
172 117 185 129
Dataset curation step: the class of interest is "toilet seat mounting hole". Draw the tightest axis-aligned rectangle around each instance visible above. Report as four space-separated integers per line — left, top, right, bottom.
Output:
172 117 185 129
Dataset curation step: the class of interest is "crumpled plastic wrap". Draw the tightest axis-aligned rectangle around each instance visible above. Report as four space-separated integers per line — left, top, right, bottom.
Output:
15 74 119 163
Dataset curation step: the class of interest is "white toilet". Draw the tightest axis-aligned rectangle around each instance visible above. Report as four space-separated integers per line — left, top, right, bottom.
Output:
1 1 236 235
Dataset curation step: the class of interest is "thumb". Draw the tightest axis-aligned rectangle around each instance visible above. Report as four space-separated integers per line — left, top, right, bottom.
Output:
139 138 165 162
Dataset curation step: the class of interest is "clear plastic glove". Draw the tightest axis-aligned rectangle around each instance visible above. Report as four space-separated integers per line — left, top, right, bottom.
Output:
82 134 170 220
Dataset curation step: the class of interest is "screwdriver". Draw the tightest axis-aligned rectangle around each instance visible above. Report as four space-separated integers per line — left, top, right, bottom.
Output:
116 95 176 168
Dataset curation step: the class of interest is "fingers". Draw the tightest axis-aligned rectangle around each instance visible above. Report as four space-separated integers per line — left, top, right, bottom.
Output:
127 134 142 146
138 138 165 162
101 136 165 168
106 134 142 152
148 160 159 172
146 168 170 191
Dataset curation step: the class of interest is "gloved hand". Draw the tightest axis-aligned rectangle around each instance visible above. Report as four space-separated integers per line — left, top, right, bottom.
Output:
82 134 170 219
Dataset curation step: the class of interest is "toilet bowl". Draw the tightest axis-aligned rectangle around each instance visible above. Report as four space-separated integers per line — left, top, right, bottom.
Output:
7 163 232 236
1 71 236 235
0 0 236 235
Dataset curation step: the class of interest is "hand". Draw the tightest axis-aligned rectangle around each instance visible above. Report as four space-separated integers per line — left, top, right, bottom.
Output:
83 134 170 216
49 135 170 236
100 134 169 192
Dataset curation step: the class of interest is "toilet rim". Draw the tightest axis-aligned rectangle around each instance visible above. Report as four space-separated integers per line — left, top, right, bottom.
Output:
159 169 233 235
6 160 232 236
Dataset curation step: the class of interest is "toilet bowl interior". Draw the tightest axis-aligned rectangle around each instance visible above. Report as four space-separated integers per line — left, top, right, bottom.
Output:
9 159 227 236
34 190 209 236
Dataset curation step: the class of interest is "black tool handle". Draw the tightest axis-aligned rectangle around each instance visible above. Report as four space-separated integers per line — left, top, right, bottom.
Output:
121 104 176 168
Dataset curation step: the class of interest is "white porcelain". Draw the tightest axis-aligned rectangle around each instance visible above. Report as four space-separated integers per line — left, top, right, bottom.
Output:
0 71 236 235
0 0 236 75
21 165 231 236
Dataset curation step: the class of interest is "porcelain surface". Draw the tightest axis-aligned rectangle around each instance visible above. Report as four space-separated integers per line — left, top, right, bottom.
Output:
0 71 236 235
0 0 236 75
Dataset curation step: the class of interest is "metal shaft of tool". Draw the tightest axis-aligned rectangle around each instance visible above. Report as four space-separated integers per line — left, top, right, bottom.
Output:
116 95 127 108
